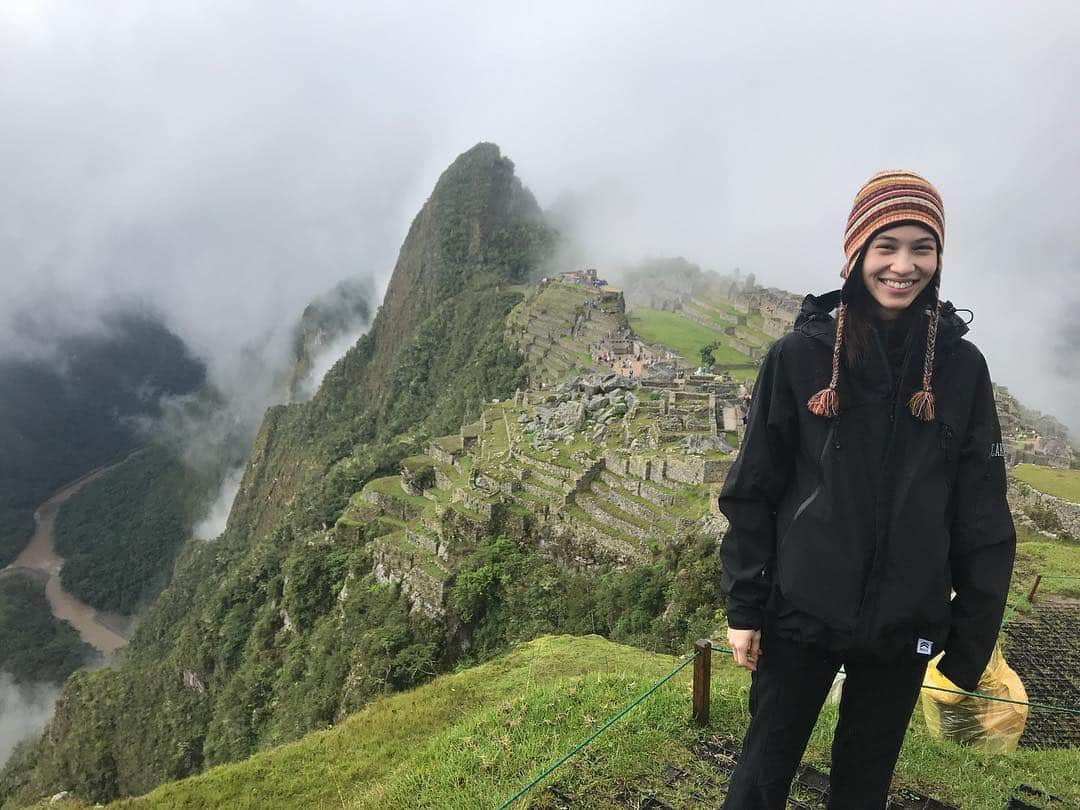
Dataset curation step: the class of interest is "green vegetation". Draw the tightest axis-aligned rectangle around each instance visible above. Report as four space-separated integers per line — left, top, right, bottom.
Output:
6 143 1079 810
626 308 756 380
53 445 214 615
0 144 559 806
85 635 1078 808
1012 464 1080 504
447 533 721 661
0 314 205 567
0 570 96 684
1004 526 1080 619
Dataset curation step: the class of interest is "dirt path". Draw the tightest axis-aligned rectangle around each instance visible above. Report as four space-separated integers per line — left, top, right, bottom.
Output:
4 464 131 654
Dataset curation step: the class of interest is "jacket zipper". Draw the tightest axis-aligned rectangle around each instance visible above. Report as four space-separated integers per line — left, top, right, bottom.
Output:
855 323 916 641
781 420 836 548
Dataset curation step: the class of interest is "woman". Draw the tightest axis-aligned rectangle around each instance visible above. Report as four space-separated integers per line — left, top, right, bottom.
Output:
718 170 1015 809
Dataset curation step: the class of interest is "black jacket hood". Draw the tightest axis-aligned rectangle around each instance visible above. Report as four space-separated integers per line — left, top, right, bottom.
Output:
794 289 970 350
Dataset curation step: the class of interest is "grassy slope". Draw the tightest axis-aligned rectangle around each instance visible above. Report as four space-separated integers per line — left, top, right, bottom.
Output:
626 308 756 381
1002 527 1080 626
1012 465 1080 504
103 635 1077 810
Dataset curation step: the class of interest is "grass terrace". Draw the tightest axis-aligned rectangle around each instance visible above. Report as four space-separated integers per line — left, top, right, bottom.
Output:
363 476 431 509
109 635 1080 809
1011 464 1080 504
627 309 757 382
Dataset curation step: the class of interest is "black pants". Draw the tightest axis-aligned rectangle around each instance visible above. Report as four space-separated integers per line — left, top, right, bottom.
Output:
721 630 928 810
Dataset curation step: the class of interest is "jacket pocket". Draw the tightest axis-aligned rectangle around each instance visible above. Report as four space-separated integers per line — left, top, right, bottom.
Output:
938 420 960 507
776 421 835 558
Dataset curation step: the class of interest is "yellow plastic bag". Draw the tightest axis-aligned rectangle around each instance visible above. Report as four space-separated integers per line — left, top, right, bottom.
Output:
921 643 1028 753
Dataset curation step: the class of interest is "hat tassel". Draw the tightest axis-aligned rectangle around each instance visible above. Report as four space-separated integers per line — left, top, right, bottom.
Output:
907 300 941 422
807 303 846 418
907 388 935 421
808 386 839 417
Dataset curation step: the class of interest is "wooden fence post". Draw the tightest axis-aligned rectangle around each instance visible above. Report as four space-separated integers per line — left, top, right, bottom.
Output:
693 639 712 726
1027 574 1043 603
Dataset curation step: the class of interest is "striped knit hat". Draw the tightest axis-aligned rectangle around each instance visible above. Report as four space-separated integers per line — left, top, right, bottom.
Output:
807 169 945 422
841 169 944 278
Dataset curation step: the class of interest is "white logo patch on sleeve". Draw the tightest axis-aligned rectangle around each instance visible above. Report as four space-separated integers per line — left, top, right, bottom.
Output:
916 638 933 655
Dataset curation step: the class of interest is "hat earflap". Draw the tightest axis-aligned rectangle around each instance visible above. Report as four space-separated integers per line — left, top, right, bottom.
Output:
807 302 846 417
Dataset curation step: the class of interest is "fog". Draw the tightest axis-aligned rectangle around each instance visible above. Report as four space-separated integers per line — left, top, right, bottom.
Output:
0 673 58 766
2 2 1078 431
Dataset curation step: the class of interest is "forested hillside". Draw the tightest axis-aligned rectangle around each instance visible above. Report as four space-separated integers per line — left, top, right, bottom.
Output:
0 315 205 567
0 143 561 805
53 446 216 616
0 571 96 686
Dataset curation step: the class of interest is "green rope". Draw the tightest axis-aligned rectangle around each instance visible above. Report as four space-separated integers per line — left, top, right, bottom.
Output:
710 644 1080 715
920 684 1080 715
497 649 700 809
498 640 1079 809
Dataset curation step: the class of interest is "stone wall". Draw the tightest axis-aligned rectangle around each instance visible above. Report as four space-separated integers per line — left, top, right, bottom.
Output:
735 328 768 347
728 339 759 359
371 539 448 617
663 455 732 484
434 466 455 491
407 526 445 559
604 449 630 475
361 489 422 521
452 488 496 519
551 515 645 567
762 317 788 338
601 486 661 523
512 449 577 481
1008 478 1080 539
428 443 457 466
576 495 650 540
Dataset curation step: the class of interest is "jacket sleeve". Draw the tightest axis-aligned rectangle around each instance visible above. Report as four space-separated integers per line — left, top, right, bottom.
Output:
718 340 798 630
937 353 1017 692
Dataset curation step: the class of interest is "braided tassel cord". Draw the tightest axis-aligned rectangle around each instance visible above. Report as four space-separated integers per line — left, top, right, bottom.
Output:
808 303 845 417
908 300 941 421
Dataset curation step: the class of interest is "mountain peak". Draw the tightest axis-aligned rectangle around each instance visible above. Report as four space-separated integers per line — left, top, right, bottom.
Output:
373 142 551 348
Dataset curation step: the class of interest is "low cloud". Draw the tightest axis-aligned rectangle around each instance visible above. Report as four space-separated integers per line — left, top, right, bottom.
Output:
1 2 1077 432
0 673 58 766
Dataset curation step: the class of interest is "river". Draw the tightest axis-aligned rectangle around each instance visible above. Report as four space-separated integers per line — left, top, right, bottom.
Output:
4 466 130 654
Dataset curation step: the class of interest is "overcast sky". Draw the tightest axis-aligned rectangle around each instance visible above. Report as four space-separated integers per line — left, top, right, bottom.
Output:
2 1 1078 430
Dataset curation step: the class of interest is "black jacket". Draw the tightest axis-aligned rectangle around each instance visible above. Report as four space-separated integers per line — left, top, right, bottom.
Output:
718 290 1016 692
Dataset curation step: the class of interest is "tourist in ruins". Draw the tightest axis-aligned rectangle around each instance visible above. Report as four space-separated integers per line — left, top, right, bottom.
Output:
718 170 1015 809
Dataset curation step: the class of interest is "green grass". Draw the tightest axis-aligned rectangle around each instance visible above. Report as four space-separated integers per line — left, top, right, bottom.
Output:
1012 464 1080 503
1003 526 1080 618
363 476 431 509
628 309 741 366
106 634 1079 809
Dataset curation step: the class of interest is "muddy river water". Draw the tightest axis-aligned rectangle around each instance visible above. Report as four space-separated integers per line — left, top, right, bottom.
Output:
4 467 130 654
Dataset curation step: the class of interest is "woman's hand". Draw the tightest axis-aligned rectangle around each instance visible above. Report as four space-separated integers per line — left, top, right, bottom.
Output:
727 627 762 672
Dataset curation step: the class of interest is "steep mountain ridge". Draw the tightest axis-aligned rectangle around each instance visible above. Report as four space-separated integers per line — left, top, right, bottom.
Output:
0 143 558 804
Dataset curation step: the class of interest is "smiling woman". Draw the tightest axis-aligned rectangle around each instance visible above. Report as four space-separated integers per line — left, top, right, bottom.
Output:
861 225 939 317
718 169 1015 809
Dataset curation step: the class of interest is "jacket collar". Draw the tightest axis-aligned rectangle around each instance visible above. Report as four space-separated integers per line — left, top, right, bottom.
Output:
794 288 970 359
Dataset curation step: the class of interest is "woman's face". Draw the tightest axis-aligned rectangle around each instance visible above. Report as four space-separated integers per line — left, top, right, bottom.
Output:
859 223 939 319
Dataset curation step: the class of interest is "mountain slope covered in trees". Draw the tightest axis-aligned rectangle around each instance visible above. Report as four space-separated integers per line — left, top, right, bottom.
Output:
1 143 562 805
0 315 205 567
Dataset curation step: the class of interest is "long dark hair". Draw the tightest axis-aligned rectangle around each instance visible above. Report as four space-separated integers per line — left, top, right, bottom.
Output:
840 251 940 372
